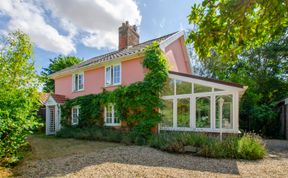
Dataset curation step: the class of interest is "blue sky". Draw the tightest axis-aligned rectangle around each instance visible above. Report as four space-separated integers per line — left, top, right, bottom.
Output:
0 0 201 73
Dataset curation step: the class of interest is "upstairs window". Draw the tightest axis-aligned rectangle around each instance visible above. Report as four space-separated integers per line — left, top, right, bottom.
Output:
73 73 84 92
105 64 121 86
71 106 80 125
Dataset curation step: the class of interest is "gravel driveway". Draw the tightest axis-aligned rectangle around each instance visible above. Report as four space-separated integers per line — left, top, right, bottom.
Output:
14 143 288 178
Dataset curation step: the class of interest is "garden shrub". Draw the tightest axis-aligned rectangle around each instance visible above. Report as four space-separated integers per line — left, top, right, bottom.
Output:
56 127 130 143
149 132 207 152
150 132 266 160
237 133 266 160
0 32 41 166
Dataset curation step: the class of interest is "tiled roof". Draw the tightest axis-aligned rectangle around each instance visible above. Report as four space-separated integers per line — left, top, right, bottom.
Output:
52 32 177 76
51 94 67 104
39 93 49 105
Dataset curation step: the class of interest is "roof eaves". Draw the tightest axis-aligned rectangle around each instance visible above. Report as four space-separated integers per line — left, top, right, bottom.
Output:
169 71 245 89
159 31 183 50
49 51 145 79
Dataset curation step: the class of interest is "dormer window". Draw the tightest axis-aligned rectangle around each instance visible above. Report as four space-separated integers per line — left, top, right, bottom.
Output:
105 64 121 86
72 72 84 92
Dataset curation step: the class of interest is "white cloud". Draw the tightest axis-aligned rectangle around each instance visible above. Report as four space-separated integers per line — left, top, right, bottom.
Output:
44 0 141 49
0 0 75 55
82 32 117 49
0 0 141 54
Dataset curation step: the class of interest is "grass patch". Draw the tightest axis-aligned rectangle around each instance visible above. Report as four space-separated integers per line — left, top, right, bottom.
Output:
149 132 266 160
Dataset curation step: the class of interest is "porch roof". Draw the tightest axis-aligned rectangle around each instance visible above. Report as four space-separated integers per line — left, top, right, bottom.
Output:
51 94 68 104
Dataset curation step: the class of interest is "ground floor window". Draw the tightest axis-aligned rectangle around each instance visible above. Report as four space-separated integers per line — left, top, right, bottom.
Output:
105 104 120 126
216 95 233 129
162 99 173 127
161 94 234 131
196 96 211 128
177 98 190 127
71 106 80 125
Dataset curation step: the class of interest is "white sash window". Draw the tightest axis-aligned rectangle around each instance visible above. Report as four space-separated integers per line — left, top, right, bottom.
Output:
72 72 84 92
105 64 121 86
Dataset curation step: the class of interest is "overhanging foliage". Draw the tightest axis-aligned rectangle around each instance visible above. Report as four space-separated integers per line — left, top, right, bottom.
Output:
187 0 288 61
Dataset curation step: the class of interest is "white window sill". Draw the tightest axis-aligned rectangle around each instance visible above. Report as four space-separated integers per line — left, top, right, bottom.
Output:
104 83 121 88
104 123 121 127
73 89 84 93
160 127 240 133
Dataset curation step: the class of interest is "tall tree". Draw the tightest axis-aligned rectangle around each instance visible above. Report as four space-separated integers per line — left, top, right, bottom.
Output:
42 55 83 93
187 0 288 61
0 31 41 165
196 35 288 137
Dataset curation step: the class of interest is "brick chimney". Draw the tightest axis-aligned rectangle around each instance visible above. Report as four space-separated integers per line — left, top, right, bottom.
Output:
118 21 139 50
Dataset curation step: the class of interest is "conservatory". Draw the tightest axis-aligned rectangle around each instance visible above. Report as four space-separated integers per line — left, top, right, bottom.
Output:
160 71 247 133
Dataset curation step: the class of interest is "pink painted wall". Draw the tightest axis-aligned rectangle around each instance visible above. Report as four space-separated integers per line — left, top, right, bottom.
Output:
55 57 145 99
54 36 191 99
165 36 191 74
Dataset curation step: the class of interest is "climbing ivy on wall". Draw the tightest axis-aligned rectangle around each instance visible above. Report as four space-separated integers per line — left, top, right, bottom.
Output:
61 42 169 141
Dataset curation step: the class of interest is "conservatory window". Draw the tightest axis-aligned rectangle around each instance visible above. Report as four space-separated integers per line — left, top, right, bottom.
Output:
162 78 174 96
196 96 211 128
216 95 233 129
194 84 212 93
177 98 190 127
160 76 238 133
161 99 173 127
176 80 192 95
214 88 224 92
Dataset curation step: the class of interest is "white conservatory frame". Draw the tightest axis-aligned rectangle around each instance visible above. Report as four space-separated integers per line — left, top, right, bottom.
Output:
160 72 247 133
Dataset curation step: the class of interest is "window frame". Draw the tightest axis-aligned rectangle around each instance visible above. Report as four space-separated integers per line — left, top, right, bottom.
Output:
113 64 121 85
72 72 84 92
104 104 121 126
160 74 242 133
105 64 121 87
71 105 80 125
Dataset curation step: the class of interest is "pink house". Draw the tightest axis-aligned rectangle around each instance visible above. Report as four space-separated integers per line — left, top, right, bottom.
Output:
45 22 246 135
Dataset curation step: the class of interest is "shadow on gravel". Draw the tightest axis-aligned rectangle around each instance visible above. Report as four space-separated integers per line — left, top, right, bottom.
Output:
14 146 241 177
265 139 288 159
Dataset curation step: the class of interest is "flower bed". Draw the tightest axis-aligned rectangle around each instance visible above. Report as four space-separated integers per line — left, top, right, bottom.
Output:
150 132 266 160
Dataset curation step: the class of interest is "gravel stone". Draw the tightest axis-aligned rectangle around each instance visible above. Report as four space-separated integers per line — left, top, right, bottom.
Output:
14 145 288 178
